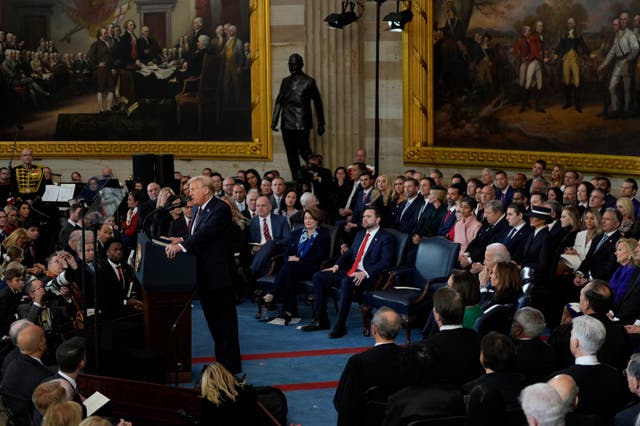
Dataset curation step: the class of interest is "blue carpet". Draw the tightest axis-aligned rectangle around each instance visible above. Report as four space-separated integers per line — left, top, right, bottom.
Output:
190 298 376 425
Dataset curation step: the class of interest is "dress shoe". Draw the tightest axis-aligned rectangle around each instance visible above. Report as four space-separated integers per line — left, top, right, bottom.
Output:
329 325 347 339
278 311 292 326
300 320 330 332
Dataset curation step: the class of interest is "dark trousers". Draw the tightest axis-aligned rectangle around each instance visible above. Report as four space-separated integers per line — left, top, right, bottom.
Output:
199 286 242 374
312 269 371 327
282 129 312 180
274 261 316 315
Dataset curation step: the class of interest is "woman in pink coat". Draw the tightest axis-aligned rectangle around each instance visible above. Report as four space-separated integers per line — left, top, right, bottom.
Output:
452 197 482 262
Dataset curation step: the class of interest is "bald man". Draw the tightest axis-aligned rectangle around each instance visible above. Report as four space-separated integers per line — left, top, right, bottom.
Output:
548 374 579 416
0 324 53 424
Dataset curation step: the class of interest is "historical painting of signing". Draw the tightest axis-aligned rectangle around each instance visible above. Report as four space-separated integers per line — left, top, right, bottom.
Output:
0 0 270 158
429 0 640 159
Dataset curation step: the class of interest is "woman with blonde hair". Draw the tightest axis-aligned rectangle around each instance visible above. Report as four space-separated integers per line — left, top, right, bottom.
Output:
43 401 83 426
610 238 639 306
617 196 636 237
2 228 30 252
4 205 19 235
200 362 259 425
2 245 23 271
564 208 602 265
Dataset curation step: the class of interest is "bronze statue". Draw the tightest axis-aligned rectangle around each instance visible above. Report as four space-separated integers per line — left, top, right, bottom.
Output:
272 54 325 180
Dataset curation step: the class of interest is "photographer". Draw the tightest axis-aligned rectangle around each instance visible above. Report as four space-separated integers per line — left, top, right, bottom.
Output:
297 154 331 210
44 250 86 330
17 278 74 364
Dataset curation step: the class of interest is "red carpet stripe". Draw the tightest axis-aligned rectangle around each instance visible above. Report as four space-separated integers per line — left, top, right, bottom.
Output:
271 381 339 391
192 346 369 364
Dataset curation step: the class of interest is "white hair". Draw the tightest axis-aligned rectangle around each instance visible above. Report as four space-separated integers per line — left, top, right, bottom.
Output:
520 383 566 426
571 315 606 355
299 192 317 208
486 243 511 263
514 307 545 338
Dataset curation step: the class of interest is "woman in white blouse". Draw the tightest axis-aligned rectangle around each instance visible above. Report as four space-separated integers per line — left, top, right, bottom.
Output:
564 208 603 266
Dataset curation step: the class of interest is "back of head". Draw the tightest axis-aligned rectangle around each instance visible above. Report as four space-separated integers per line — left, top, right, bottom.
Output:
583 280 613 314
480 332 515 372
433 286 464 326
513 307 545 338
372 307 402 341
201 362 241 406
32 379 69 415
571 315 606 355
8 318 32 345
43 401 83 426
548 374 578 413
17 324 44 356
520 383 566 426
56 336 86 374
79 417 112 426
449 269 480 307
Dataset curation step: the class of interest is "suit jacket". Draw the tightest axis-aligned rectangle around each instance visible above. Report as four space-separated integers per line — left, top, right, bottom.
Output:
548 313 632 371
137 36 161 64
463 371 526 420
577 230 621 281
180 197 235 291
414 203 446 238
350 188 373 225
394 195 425 234
495 186 515 209
168 215 189 238
437 206 457 236
502 225 533 264
521 227 553 286
249 214 291 247
285 227 330 269
414 327 483 385
333 343 416 426
0 287 25 337
557 364 628 418
96 261 142 319
466 217 510 264
58 221 82 248
336 228 395 283
382 384 465 426
614 402 640 426
0 353 53 423
118 31 138 68
615 268 640 323
514 338 556 384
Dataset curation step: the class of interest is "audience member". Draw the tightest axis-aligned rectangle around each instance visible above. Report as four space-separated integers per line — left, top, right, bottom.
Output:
520 383 566 426
512 307 555 384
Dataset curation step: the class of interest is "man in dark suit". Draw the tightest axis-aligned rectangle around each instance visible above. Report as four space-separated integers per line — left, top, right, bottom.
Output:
59 203 83 249
460 200 509 268
334 307 416 426
0 324 53 425
554 315 628 420
168 205 191 238
95 222 114 270
248 196 291 276
494 170 514 209
411 287 483 385
96 239 143 319
502 203 532 264
343 171 374 240
302 206 395 338
437 183 464 236
393 177 424 234
574 207 621 286
166 176 241 374
269 177 287 214
116 19 139 104
545 200 565 249
615 353 640 425
187 17 207 60
137 25 161 65
512 307 555 384
548 280 632 371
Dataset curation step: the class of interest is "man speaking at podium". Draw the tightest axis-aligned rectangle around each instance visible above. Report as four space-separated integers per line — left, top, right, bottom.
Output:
165 176 241 374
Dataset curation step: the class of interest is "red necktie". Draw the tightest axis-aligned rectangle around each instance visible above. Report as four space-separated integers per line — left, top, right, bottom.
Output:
443 209 452 224
348 232 370 276
116 265 124 289
131 35 137 60
263 218 272 241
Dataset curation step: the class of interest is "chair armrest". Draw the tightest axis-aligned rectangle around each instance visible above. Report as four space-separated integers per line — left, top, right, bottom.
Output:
177 76 200 95
376 267 415 291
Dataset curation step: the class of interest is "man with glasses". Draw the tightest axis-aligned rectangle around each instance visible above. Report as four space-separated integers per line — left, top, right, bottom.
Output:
615 353 640 424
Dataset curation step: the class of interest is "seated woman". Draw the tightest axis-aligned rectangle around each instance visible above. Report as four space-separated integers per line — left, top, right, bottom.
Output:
121 190 142 251
449 269 483 329
617 196 636 237
259 208 330 324
552 207 582 275
279 189 301 220
199 362 259 425
452 197 482 262
3 205 18 236
16 202 31 228
476 262 521 336
610 238 639 310
563 208 602 269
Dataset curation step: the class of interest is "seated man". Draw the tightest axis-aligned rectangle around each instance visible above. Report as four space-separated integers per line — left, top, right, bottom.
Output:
301 206 394 338
554 315 628 420
615 353 640 425
247 196 291 277
0 324 53 424
520 383 566 426
333 307 416 425
512 307 555 384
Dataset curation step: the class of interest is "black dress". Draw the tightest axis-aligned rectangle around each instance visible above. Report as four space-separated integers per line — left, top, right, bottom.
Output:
200 385 260 425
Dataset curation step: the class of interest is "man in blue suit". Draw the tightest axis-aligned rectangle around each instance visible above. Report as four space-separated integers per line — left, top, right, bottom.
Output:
393 178 424 234
165 176 241 374
437 183 464 236
248 196 292 276
302 206 395 338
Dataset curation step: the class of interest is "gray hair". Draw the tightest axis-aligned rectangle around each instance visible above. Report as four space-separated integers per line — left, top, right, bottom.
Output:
514 307 545 338
486 243 511 263
299 192 317 208
69 230 94 251
571 315 606 355
372 307 401 340
628 353 640 379
484 200 504 214
9 319 33 345
520 383 566 426
198 34 211 47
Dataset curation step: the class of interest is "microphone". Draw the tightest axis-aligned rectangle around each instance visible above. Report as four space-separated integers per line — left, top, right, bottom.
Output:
15 124 24 131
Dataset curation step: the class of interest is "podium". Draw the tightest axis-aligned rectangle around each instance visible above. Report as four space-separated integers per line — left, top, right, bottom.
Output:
135 232 196 382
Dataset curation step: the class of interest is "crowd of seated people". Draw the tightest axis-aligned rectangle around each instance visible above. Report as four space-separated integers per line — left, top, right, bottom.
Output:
0 147 637 423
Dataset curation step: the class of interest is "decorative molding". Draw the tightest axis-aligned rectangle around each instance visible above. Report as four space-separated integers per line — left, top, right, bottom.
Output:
403 0 640 176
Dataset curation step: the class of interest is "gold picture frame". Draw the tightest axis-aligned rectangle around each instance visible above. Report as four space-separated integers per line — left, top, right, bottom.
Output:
2 0 272 161
403 0 640 176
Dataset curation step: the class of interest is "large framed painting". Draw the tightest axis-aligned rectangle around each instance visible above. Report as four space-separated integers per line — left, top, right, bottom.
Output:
0 0 271 160
403 0 640 175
